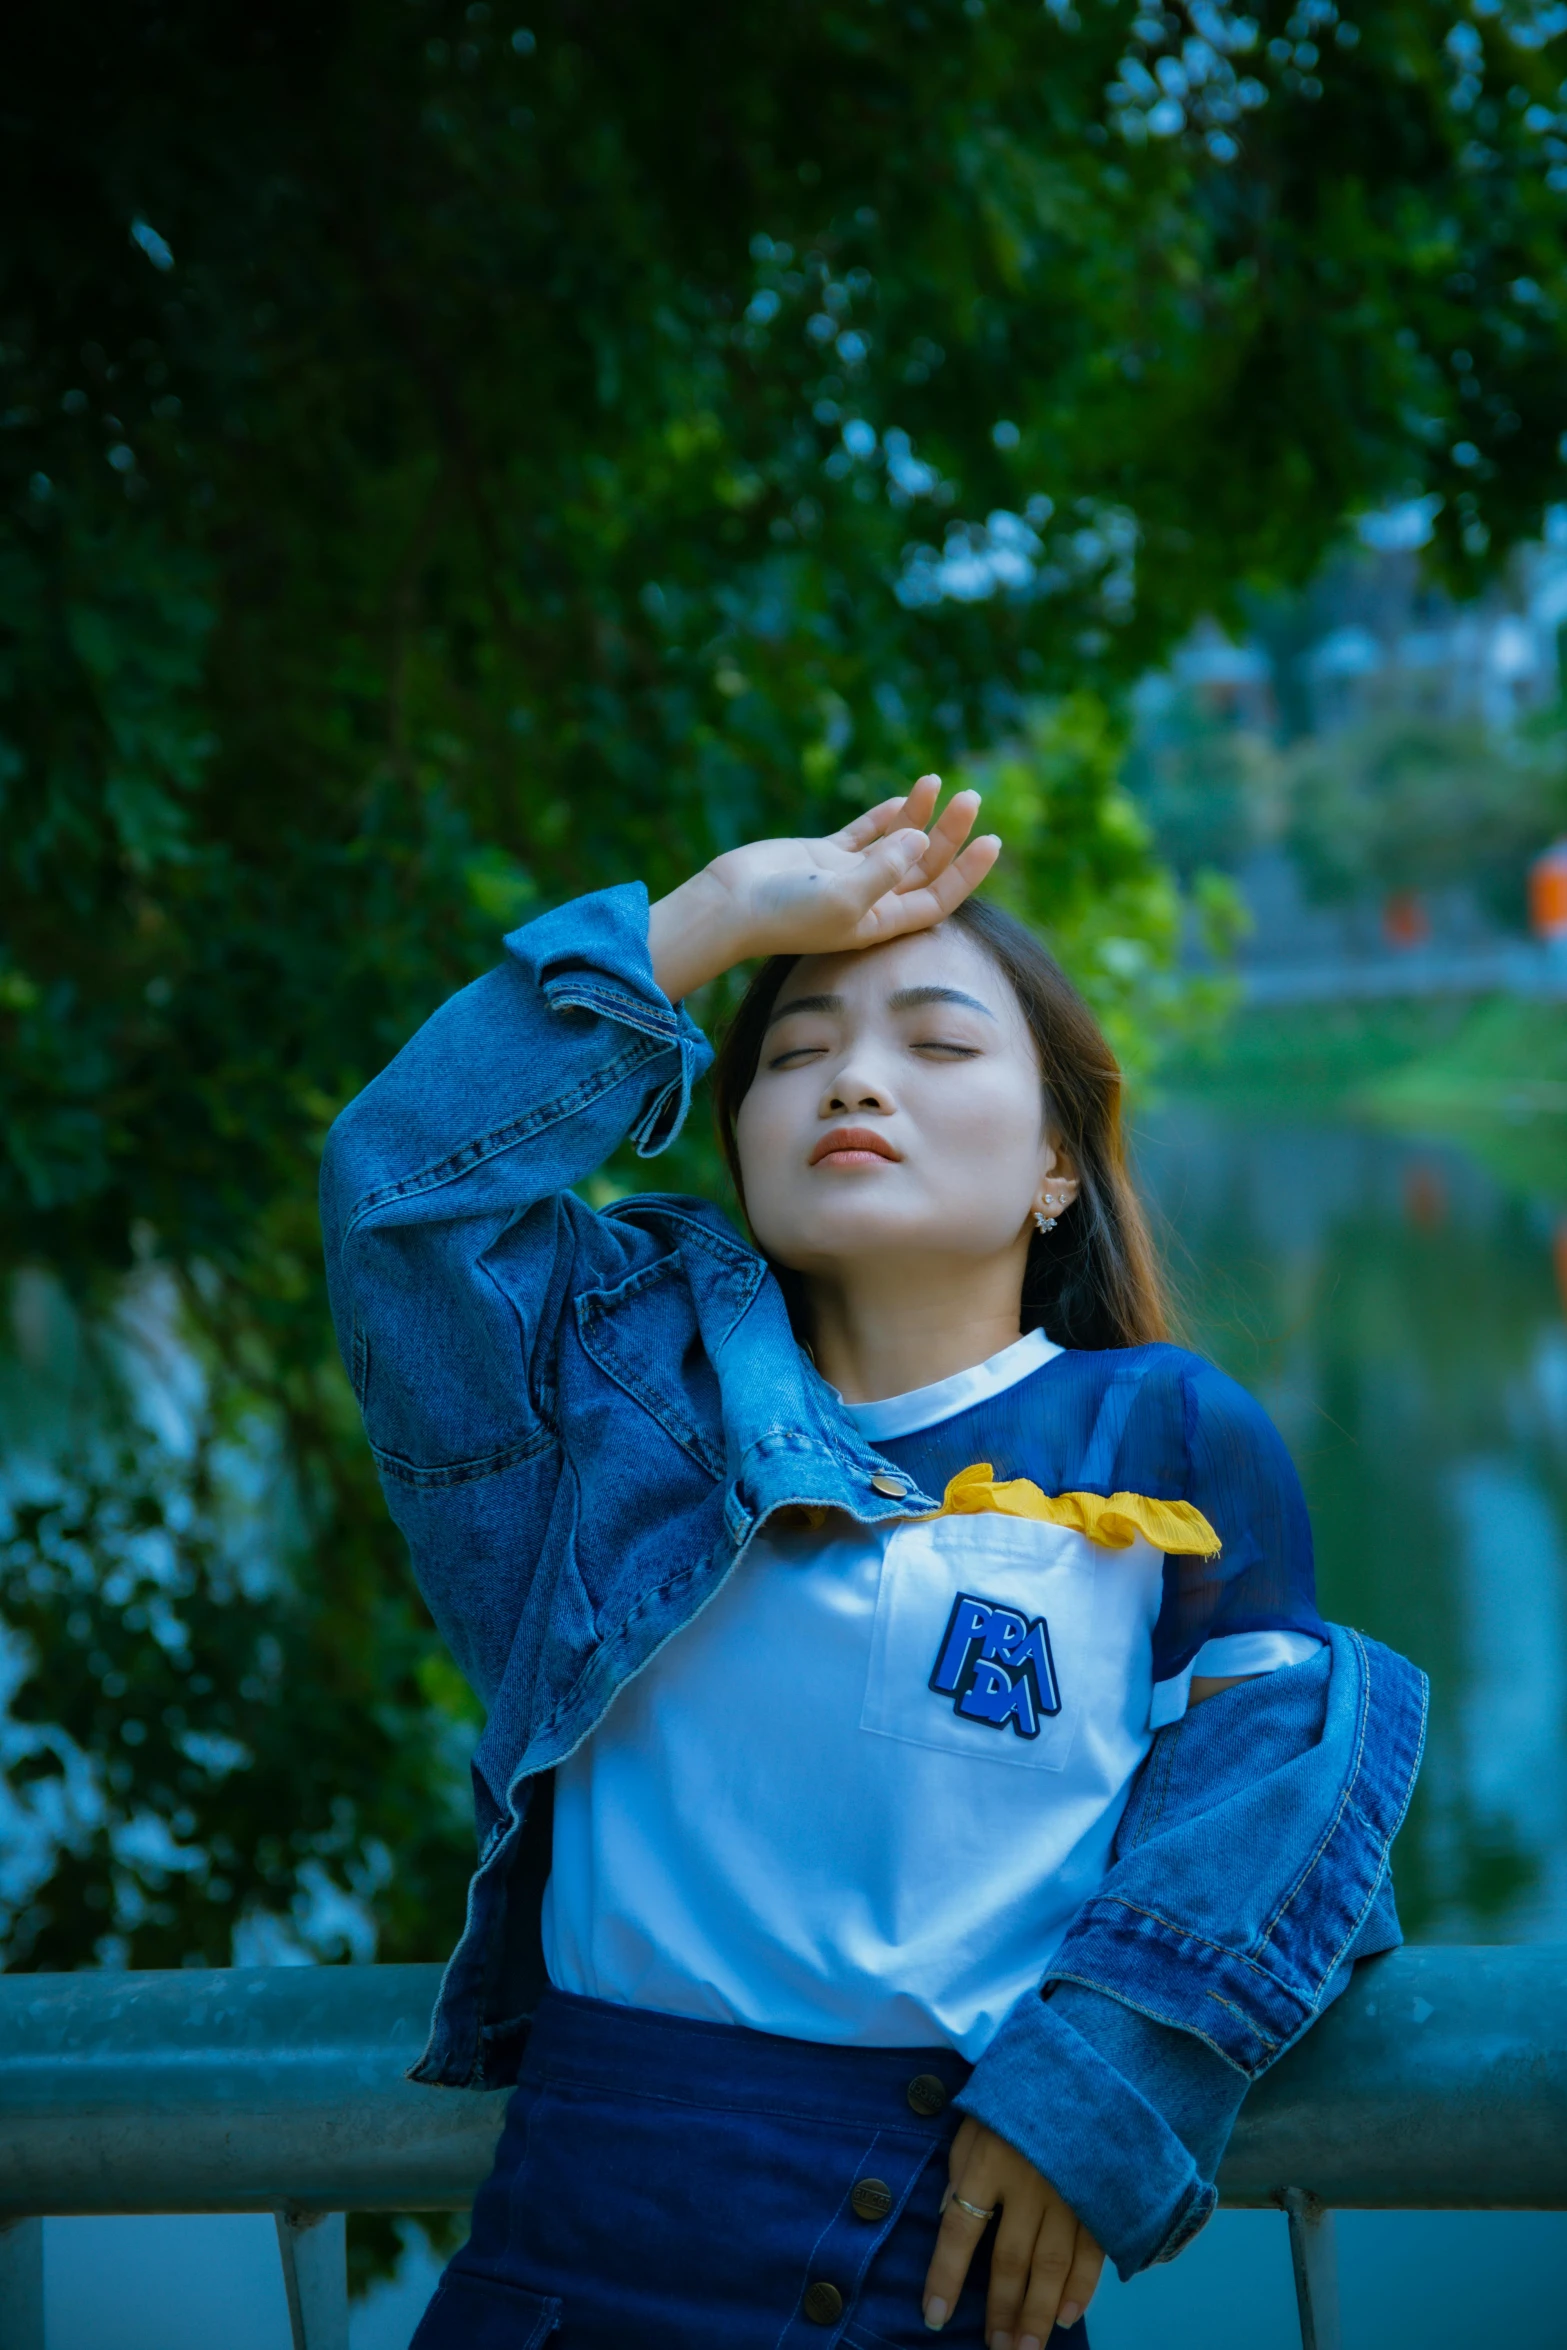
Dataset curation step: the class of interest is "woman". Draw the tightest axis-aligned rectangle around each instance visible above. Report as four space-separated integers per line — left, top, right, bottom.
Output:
321 778 1426 2350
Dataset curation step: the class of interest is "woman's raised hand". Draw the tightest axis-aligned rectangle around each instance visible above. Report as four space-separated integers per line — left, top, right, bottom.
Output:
923 2115 1103 2346
647 775 1001 1003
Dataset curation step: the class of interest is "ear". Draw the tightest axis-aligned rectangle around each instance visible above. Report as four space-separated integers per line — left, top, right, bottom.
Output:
1034 1139 1081 1221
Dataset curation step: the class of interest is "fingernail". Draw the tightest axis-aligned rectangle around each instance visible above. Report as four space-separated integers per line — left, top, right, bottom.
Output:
1018 2336 1041 2350
1058 2303 1082 2329
991 2333 1013 2349
924 2299 949 2330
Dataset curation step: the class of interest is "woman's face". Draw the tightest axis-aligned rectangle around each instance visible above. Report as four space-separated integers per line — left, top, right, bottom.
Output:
734 923 1073 1279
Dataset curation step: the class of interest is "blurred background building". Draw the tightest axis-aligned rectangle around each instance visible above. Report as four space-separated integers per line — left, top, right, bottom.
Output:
1129 508 1567 998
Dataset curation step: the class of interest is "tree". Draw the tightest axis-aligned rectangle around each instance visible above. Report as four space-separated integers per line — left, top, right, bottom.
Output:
1282 708 1566 918
7 0 1567 1982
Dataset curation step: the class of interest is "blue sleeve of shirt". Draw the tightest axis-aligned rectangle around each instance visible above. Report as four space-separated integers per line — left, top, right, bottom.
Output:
1149 1352 1327 1681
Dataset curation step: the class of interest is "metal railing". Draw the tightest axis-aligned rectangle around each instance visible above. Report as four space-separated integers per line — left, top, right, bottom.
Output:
1 1944 1564 2350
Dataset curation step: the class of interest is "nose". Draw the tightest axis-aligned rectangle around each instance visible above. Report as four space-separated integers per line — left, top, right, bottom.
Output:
821 1059 894 1118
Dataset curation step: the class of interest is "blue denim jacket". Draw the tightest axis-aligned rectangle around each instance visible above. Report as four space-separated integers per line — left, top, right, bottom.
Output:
320 884 1428 2276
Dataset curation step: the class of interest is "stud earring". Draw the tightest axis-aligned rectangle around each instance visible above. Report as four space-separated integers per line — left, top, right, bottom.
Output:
1034 1190 1067 1236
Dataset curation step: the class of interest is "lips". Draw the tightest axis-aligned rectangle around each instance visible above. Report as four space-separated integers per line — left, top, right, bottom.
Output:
809 1126 902 1167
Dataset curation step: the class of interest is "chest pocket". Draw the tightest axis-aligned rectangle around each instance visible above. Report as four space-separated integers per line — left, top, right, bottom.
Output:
573 1247 725 1480
571 1211 765 1486
860 1515 1103 1774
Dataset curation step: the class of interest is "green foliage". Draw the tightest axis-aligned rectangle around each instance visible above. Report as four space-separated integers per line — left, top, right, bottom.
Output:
0 1269 477 1971
1159 993 1473 1110
0 1452 472 1970
962 696 1243 1072
1282 710 1567 917
1128 675 1567 927
1362 993 1567 1198
1122 685 1286 880
1159 991 1567 1198
8 0 1567 1988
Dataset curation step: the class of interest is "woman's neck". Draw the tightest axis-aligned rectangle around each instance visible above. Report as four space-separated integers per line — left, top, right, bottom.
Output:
804 1246 1031 1405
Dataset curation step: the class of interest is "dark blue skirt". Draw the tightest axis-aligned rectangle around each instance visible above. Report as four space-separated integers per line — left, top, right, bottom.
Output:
412 1988 1089 2349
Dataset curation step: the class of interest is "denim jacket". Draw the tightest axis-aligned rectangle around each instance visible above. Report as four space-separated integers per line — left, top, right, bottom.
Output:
320 883 1428 2276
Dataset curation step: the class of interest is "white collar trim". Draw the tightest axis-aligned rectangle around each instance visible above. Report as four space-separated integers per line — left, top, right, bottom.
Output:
841 1326 1064 1442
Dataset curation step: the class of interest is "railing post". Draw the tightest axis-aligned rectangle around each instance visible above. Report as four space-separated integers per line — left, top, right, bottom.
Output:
275 2208 349 2350
1281 2188 1341 2350
0 2217 46 2350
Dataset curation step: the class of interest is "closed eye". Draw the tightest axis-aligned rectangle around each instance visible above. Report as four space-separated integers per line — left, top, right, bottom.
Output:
766 1042 829 1069
910 1038 982 1058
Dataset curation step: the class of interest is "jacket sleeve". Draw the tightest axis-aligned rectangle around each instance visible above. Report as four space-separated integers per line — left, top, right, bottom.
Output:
318 886 711 1666
956 1627 1426 2276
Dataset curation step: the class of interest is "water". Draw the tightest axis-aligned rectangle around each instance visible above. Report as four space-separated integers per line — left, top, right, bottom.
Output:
1137 1100 1567 1946
1086 1097 1567 2348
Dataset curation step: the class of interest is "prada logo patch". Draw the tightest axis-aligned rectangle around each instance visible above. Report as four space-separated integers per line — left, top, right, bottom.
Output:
928 1592 1061 1739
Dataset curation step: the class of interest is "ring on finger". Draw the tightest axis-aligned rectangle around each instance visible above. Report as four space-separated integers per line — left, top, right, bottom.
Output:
950 2192 997 2223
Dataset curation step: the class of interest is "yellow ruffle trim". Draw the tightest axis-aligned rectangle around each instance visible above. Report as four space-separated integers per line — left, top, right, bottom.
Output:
933 1462 1222 1557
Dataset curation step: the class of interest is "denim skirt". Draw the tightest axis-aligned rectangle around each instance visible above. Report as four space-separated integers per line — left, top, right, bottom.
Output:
411 1988 1089 2350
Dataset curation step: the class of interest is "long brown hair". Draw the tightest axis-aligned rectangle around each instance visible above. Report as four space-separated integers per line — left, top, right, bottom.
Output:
709 895 1169 1352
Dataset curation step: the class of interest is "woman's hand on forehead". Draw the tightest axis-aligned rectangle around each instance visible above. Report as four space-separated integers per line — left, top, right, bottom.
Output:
648 778 1001 1003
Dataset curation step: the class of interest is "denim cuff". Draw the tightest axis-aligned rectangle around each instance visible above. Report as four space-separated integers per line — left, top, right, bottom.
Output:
955 1987 1218 2278
505 882 713 1156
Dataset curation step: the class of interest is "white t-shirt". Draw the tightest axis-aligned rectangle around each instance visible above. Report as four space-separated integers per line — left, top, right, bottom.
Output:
542 1331 1318 2058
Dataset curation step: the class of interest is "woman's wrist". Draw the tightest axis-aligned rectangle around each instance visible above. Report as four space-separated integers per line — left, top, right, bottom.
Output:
647 865 754 1004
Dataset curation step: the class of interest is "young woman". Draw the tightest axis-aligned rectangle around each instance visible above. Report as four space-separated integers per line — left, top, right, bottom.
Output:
321 778 1426 2350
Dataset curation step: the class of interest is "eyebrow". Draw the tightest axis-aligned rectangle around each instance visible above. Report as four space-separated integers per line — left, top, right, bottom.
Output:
765 983 998 1029
887 985 997 1020
765 991 842 1028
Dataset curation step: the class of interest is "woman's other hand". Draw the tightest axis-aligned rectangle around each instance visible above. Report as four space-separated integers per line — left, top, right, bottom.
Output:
922 2114 1103 2346
647 776 1000 1002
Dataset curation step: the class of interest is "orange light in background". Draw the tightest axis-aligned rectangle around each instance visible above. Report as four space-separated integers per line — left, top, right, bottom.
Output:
1403 1162 1448 1230
1529 841 1567 942
1382 890 1430 950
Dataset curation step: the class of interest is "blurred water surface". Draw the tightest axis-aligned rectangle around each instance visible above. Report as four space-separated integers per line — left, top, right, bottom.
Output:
1137 1097 1567 1949
1086 1092 1567 2349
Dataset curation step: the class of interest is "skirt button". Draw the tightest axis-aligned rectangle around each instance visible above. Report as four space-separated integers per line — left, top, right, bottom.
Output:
870 1472 906 1497
851 2176 894 2222
802 2280 846 2323
906 2072 948 2117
